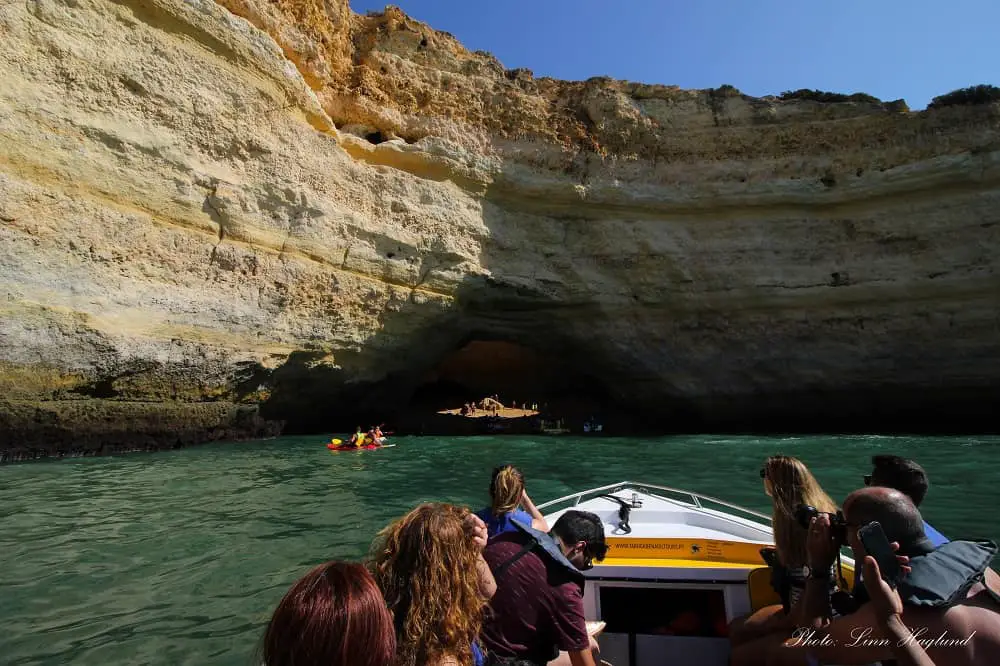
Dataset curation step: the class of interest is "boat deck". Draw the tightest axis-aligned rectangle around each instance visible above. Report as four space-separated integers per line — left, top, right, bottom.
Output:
541 484 772 542
535 482 854 666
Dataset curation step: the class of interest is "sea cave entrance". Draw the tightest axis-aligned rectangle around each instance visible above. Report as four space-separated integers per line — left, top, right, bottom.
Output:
401 339 627 436
262 331 659 438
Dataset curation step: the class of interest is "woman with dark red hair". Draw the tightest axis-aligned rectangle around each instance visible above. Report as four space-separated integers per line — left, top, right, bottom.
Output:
261 560 396 666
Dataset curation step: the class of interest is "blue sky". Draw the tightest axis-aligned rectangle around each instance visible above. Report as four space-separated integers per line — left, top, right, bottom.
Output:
349 1 998 109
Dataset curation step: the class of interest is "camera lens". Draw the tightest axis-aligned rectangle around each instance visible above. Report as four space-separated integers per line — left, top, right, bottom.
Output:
795 504 818 530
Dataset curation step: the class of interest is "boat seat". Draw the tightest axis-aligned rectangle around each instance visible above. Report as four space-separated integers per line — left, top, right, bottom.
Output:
747 566 782 612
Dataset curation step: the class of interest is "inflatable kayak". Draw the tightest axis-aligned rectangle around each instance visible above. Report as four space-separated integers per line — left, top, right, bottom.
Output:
329 444 395 452
326 436 393 452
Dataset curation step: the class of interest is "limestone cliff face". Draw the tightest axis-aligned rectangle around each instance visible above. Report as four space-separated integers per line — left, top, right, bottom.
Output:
2 0 998 459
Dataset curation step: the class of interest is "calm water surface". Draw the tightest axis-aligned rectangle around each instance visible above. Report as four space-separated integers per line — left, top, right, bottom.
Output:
2 434 999 665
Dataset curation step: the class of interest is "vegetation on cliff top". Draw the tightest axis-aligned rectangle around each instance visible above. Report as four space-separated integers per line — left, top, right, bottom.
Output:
928 85 1000 109
778 89 882 104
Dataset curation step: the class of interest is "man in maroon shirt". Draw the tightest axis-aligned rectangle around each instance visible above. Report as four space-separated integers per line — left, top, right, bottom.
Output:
481 510 607 666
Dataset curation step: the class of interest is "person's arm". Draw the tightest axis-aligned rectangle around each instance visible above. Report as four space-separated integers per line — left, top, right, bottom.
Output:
773 602 892 666
770 538 914 666
551 582 594 666
780 591 805 630
567 647 597 666
863 555 935 666
880 616 936 666
476 552 497 600
521 490 549 533
797 514 838 630
465 512 496 600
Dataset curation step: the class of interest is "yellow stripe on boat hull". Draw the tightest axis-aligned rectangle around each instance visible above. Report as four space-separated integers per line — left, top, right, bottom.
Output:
604 537 767 565
603 557 762 569
602 537 856 583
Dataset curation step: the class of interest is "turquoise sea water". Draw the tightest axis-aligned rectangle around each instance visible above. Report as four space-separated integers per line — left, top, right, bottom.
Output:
2 434 998 665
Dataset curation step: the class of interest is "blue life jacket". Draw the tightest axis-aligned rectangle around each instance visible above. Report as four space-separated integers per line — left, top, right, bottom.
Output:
476 507 533 540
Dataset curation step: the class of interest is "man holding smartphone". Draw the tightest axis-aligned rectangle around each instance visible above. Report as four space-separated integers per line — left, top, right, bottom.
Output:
862 555 937 666
765 486 1000 666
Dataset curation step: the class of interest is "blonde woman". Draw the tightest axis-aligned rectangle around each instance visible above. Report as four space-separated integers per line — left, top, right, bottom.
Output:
369 503 495 666
475 465 549 538
730 455 840 650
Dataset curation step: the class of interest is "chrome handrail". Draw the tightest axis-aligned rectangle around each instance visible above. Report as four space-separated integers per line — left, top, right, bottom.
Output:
534 482 859 567
535 480 772 525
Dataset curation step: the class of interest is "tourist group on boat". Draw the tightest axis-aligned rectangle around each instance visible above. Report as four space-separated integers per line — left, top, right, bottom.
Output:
258 454 999 666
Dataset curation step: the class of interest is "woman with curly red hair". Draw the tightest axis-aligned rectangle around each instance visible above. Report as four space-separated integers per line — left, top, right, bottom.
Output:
369 503 496 666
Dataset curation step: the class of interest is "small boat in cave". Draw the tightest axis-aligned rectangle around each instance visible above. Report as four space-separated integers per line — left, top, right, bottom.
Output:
536 481 856 666
538 418 570 435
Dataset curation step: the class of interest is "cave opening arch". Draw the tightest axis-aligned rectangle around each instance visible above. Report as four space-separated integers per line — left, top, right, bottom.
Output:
399 329 644 435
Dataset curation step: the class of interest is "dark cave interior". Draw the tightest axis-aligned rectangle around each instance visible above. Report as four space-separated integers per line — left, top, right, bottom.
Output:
262 334 655 437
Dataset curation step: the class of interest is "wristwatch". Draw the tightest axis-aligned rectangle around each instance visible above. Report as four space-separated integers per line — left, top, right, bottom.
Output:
807 566 833 581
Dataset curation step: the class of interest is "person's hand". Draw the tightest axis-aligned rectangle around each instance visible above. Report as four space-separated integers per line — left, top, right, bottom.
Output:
861 546 912 620
863 555 903 619
465 512 488 551
806 514 839 571
589 636 600 654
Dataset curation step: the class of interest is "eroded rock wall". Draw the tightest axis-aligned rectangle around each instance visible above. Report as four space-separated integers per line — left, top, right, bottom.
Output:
2 0 999 458
0 0 484 458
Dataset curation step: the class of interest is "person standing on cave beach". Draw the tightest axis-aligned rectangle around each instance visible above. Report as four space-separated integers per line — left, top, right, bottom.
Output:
476 465 549 539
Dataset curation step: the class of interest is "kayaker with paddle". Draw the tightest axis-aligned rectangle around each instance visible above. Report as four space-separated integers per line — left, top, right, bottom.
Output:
366 424 390 447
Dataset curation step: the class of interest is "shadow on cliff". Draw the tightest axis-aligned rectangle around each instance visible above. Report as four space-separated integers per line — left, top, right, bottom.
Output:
253 288 656 438
254 162 1000 439
251 197 670 438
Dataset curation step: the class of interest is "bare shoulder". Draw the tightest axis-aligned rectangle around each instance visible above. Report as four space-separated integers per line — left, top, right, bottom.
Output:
984 567 1000 591
967 568 1000 609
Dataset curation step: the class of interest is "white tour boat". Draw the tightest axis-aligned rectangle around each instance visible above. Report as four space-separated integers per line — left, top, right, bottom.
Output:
537 481 857 666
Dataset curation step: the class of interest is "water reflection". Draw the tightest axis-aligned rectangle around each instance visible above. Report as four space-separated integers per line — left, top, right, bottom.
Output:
2 433 998 665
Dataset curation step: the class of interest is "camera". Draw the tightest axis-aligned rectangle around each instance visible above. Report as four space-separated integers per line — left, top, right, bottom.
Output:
795 504 848 544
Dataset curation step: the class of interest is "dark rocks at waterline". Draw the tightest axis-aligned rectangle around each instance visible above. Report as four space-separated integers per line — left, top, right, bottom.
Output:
0 400 283 463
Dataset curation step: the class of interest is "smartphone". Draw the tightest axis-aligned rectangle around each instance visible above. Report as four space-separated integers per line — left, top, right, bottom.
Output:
858 521 901 587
